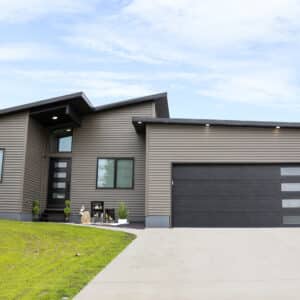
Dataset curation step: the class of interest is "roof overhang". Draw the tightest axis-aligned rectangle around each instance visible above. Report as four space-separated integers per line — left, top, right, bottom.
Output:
133 117 300 134
0 92 169 127
30 104 82 129
0 92 93 129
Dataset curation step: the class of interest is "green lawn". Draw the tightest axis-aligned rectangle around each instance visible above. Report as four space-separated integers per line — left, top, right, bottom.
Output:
0 220 135 300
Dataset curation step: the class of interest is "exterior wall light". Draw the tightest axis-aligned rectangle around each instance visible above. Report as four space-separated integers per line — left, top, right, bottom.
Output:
205 123 210 127
52 116 58 120
137 121 143 125
276 126 280 129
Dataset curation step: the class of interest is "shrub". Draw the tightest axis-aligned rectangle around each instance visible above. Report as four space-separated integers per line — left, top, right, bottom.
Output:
32 200 40 216
118 202 128 219
64 200 71 220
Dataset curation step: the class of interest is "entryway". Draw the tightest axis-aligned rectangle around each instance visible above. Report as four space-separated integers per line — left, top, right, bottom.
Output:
47 158 72 209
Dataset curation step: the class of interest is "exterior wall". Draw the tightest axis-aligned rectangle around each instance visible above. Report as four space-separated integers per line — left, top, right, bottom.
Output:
0 112 28 217
23 117 48 213
146 124 300 226
70 102 155 222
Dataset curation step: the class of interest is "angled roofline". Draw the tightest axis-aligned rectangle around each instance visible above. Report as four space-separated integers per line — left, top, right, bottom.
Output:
93 92 169 117
132 116 300 133
0 92 169 118
0 92 92 116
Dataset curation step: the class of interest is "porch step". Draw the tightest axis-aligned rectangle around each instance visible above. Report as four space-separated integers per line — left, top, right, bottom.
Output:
41 209 65 222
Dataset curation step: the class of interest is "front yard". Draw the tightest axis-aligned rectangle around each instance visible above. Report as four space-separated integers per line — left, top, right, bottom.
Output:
0 220 135 300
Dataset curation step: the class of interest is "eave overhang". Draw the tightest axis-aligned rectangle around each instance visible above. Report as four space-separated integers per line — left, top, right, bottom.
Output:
132 117 300 134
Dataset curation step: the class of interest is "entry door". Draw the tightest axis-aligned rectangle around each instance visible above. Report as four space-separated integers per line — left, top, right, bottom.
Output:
47 158 72 209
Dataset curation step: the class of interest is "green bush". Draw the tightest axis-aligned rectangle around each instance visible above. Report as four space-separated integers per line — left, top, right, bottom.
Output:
64 200 71 220
32 200 40 216
118 202 128 219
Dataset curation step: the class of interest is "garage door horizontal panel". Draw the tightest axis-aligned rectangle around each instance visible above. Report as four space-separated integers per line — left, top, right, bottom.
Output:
173 182 279 197
173 212 281 227
173 198 280 210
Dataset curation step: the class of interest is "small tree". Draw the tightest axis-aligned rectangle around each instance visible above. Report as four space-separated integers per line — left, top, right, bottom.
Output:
32 200 40 221
64 200 71 222
118 202 128 220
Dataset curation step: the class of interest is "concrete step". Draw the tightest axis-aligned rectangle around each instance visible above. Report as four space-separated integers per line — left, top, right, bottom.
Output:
41 209 65 222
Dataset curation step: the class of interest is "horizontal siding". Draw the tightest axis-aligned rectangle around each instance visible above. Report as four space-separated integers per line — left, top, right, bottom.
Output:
23 117 48 212
146 124 300 216
71 102 154 221
0 113 28 212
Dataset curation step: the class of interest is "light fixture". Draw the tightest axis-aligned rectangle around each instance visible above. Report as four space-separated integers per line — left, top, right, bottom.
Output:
66 128 72 132
205 123 210 127
137 121 143 125
276 126 280 129
52 116 58 120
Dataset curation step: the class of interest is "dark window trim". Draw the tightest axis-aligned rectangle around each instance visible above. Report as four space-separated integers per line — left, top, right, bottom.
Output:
96 157 135 190
57 134 73 153
0 148 4 183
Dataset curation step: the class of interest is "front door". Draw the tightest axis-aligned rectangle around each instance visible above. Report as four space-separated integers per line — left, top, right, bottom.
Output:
47 158 72 209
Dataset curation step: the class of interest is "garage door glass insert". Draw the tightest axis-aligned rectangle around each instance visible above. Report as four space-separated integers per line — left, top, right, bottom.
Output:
281 167 300 225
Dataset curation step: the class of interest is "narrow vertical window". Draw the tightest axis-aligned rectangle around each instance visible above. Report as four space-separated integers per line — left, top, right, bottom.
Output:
97 159 115 188
116 159 134 188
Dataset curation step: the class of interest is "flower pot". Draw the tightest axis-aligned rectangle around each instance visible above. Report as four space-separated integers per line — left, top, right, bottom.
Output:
118 219 128 225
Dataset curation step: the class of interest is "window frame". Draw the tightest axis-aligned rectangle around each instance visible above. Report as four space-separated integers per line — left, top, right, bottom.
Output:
96 157 134 190
57 134 73 153
0 149 4 183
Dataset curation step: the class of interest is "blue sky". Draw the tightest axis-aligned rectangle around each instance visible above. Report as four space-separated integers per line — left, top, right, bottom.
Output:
1 0 300 121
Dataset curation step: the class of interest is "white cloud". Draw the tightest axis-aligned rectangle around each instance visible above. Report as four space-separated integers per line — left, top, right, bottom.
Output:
198 68 300 107
67 0 300 64
0 0 96 22
10 69 154 100
0 43 57 61
125 0 300 47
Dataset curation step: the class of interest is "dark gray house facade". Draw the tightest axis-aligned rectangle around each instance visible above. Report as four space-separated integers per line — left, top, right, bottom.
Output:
1 92 300 227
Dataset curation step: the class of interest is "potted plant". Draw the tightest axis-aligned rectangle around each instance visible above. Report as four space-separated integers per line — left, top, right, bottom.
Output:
64 200 71 222
117 202 128 224
32 200 40 221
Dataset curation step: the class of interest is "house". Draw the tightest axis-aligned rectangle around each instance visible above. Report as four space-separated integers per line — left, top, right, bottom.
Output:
1 91 300 227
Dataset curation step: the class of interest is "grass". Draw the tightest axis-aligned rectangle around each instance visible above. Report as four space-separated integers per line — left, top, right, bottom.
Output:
0 220 135 300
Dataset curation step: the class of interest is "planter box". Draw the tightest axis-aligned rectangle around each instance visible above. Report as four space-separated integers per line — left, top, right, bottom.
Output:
118 219 128 225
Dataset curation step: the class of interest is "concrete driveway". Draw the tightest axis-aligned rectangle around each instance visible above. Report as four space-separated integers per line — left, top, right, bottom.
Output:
75 228 300 300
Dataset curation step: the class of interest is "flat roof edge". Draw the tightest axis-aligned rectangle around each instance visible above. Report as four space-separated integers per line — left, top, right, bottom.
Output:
132 117 300 130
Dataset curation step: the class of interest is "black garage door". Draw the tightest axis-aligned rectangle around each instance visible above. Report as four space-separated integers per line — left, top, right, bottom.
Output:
172 164 300 227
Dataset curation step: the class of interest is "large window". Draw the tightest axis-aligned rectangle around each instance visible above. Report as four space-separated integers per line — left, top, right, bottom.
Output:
0 149 4 182
97 158 134 189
